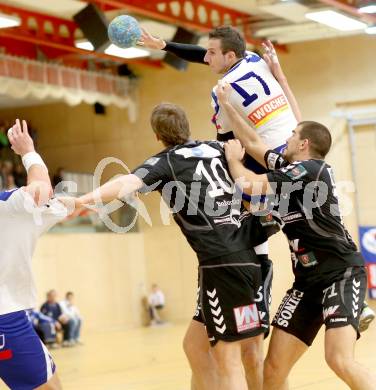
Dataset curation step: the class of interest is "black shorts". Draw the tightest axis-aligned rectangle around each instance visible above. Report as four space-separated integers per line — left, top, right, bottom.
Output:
192 250 267 346
272 266 367 346
193 255 273 337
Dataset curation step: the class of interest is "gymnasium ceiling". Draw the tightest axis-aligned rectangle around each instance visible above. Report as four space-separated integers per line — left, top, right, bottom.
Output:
0 0 374 67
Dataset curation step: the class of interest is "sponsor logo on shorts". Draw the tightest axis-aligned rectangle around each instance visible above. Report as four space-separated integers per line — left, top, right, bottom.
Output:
323 305 340 320
275 289 303 328
248 94 288 127
258 311 267 321
233 304 260 333
329 317 347 323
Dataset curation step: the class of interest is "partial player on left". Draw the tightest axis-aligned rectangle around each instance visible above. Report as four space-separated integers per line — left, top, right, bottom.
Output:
0 119 69 390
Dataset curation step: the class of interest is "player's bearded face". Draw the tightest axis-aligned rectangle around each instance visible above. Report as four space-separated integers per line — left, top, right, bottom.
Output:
204 39 231 74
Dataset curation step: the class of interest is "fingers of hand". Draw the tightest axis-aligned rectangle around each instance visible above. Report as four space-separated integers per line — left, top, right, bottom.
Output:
22 119 29 135
7 126 13 139
14 119 22 137
223 82 231 93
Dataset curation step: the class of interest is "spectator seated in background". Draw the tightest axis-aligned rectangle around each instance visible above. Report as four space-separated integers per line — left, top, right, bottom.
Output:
5 173 17 191
148 284 165 326
59 292 82 345
0 160 13 190
13 162 27 187
40 289 75 347
0 160 27 190
27 309 60 349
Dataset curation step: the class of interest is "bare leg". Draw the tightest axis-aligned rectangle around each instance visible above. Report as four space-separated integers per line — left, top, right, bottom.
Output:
325 326 376 390
211 340 248 390
35 372 62 390
183 320 218 390
264 328 307 390
241 334 264 390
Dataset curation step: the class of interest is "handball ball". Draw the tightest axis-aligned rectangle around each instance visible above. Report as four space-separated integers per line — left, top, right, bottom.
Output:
108 15 141 48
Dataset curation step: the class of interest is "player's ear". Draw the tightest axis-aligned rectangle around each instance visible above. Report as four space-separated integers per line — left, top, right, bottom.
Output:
301 138 309 151
226 50 237 62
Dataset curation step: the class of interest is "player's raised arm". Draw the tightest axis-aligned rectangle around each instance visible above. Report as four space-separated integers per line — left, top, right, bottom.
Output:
224 139 271 196
77 174 144 207
8 119 52 206
216 81 269 168
262 40 302 122
139 26 207 64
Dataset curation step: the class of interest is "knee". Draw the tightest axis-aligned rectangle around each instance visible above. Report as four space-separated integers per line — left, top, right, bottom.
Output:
264 355 283 382
183 332 205 361
241 345 263 371
214 353 243 377
325 352 351 376
182 333 193 357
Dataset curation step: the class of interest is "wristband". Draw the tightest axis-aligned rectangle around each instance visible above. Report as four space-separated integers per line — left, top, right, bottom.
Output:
22 152 47 172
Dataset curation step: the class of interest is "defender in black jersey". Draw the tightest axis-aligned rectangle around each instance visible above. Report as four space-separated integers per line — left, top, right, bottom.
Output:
74 103 268 390
218 81 376 390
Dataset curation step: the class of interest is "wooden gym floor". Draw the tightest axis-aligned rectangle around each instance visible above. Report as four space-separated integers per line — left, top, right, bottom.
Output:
0 308 374 389
53 314 376 390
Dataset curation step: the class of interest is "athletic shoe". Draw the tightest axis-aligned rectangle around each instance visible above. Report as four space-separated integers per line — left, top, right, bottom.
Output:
359 303 375 332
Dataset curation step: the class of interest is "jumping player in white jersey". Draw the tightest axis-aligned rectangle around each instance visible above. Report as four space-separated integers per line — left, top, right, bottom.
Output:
0 120 68 389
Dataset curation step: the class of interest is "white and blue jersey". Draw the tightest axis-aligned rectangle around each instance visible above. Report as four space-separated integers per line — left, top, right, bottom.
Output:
212 52 297 152
212 53 297 203
0 189 67 389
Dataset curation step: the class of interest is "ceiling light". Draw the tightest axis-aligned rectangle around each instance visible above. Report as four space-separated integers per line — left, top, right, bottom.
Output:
365 24 376 33
0 13 21 28
75 40 94 51
105 45 150 59
358 1 376 13
306 10 367 31
75 41 150 59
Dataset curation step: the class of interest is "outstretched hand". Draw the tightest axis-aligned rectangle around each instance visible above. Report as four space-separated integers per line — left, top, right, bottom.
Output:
8 119 35 156
57 196 84 215
137 27 166 50
262 40 285 81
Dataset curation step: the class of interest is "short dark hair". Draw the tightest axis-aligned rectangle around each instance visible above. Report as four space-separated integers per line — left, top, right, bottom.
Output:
209 26 246 58
66 291 74 298
298 121 332 159
151 103 190 146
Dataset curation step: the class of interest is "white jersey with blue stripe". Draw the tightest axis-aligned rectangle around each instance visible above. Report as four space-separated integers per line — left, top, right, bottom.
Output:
212 52 297 149
0 189 67 315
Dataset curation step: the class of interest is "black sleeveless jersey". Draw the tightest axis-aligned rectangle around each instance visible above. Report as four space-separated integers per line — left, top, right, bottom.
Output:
264 150 364 284
132 141 264 263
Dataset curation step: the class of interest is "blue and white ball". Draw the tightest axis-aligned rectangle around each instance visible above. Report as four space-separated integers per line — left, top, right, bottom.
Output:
108 15 141 49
